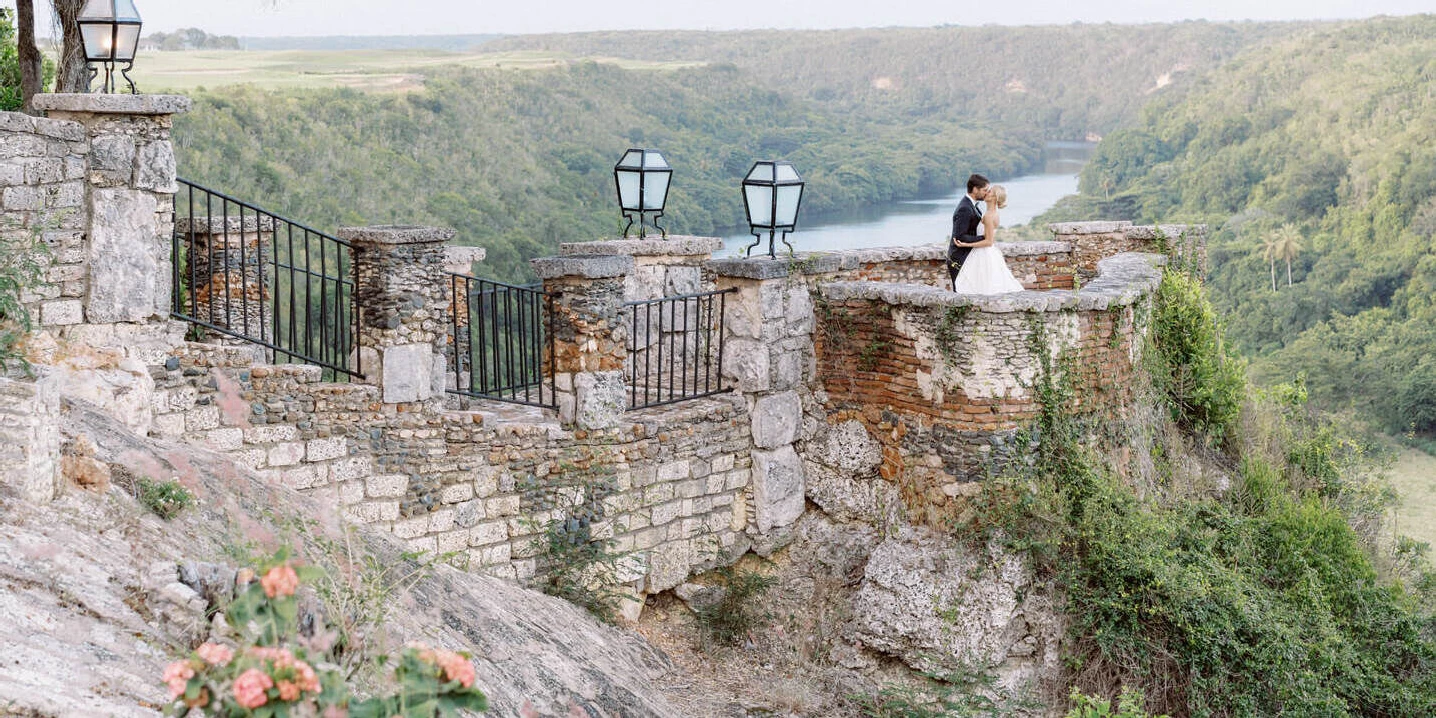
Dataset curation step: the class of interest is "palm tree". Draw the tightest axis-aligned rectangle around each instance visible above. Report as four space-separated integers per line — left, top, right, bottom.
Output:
1260 236 1279 291
1272 224 1304 287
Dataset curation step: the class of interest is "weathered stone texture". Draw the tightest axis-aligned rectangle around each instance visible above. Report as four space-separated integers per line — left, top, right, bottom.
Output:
0 376 61 502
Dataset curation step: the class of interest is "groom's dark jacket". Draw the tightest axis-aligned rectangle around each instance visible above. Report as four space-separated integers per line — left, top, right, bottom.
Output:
949 195 983 269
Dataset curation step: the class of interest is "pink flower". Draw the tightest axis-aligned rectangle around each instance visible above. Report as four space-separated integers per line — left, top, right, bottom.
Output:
260 563 300 598
277 680 300 701
195 642 233 666
293 659 320 693
232 668 274 709
434 649 475 689
321 706 349 718
162 660 195 698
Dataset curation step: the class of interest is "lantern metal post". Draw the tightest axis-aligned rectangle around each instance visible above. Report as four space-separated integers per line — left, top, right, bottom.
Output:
613 148 672 239
741 160 805 258
77 0 143 94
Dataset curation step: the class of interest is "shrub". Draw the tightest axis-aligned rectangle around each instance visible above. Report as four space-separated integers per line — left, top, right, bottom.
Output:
532 517 628 622
0 223 45 374
161 548 487 717
1066 687 1166 718
136 477 195 520
1149 269 1245 448
693 565 775 648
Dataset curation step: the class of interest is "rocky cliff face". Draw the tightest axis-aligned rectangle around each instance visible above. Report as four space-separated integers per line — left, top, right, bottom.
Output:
0 396 704 717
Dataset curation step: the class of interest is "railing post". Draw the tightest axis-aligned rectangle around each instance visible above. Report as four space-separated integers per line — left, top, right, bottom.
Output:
339 225 455 404
531 254 633 429
176 214 275 348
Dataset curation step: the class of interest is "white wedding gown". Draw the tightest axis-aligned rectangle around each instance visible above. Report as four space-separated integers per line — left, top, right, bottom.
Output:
952 227 1024 294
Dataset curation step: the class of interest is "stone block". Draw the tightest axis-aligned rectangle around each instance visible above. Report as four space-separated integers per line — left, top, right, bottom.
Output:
39 299 82 326
0 376 61 503
86 188 162 323
366 474 408 499
380 343 434 403
134 140 177 193
750 390 801 449
243 425 299 444
329 455 372 482
651 500 681 527
343 501 400 525
656 459 690 482
437 529 470 554
3 185 44 210
305 437 347 462
267 442 306 467
486 494 520 517
393 516 430 540
469 520 508 546
645 540 693 593
573 370 626 430
441 483 474 504
204 427 244 452
722 338 770 393
751 445 805 533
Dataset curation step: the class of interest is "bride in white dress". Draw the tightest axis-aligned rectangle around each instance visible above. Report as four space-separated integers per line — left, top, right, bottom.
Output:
952 184 1025 294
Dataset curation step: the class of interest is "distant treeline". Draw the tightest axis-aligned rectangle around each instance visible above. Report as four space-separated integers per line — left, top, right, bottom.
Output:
145 28 240 51
238 35 501 52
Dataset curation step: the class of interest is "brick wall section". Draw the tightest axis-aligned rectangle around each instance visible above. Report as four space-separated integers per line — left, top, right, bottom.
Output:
812 253 1160 524
1051 221 1207 281
0 112 89 328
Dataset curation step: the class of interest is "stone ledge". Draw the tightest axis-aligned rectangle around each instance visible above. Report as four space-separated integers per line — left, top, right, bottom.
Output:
531 253 634 280
338 225 456 245
1048 220 1133 235
560 236 722 257
33 93 192 116
818 251 1163 313
1123 224 1207 240
706 256 793 280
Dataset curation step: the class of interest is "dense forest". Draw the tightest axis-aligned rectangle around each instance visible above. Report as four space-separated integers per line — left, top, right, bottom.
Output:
170 22 1299 281
1036 15 1436 437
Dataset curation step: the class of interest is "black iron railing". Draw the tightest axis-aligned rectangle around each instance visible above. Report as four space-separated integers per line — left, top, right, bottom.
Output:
626 288 733 410
171 179 361 380
449 273 556 409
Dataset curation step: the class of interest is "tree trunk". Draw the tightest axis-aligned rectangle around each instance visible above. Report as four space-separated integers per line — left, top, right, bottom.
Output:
1270 261 1276 292
16 0 44 111
1286 259 1293 287
52 0 90 93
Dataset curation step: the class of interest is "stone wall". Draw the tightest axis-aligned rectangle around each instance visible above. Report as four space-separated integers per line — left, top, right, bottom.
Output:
0 111 89 328
1051 221 1207 280
0 375 61 502
811 253 1161 524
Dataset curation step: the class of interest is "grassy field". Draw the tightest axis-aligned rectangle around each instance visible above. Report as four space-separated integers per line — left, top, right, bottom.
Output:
1389 446 1436 549
126 49 705 93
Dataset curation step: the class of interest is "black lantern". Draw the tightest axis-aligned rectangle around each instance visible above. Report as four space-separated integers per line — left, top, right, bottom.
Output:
741 160 804 258
78 0 143 94
613 148 672 239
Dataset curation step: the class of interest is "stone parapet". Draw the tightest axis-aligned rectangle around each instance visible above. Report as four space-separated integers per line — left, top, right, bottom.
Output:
559 236 722 258
1050 221 1205 279
537 254 632 428
32 93 193 116
532 254 633 280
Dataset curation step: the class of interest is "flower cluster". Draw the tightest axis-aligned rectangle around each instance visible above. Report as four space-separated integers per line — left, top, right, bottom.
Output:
160 549 488 717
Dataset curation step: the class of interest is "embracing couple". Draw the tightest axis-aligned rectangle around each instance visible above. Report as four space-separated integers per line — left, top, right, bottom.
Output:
947 173 1025 295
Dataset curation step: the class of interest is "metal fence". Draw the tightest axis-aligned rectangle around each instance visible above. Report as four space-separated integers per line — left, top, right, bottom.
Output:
171 179 361 380
449 273 556 408
625 288 733 410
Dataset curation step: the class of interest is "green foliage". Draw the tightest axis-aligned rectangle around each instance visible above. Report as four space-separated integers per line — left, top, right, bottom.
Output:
532 516 628 622
856 337 891 372
1150 270 1245 448
692 565 775 648
1066 687 1166 718
0 226 45 374
135 477 196 520
0 8 22 111
934 305 971 360
1040 15 1436 435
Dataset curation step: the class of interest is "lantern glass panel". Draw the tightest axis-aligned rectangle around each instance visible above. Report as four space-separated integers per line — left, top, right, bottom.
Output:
744 184 774 227
616 150 643 169
745 163 774 183
113 24 141 61
616 169 641 211
80 23 117 61
642 171 670 211
775 184 802 227
79 0 114 20
114 0 141 21
775 163 800 182
642 151 669 170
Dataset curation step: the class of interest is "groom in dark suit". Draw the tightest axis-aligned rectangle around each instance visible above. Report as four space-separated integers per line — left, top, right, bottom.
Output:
949 173 990 291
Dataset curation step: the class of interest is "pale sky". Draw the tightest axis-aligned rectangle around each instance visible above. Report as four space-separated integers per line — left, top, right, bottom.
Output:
23 0 1435 37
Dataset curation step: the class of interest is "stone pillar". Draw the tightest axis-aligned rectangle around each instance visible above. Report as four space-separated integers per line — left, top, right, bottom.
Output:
532 254 633 429
707 256 813 535
339 225 454 404
176 215 274 341
32 94 191 326
1049 221 1207 280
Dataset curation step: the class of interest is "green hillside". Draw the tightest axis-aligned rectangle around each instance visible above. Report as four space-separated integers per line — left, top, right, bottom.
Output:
167 22 1304 282
486 22 1309 138
1036 14 1436 435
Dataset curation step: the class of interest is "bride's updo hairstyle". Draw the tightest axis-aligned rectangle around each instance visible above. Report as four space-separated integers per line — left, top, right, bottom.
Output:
987 185 1008 209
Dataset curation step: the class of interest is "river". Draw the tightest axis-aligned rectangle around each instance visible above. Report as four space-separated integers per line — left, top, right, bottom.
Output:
717 141 1095 257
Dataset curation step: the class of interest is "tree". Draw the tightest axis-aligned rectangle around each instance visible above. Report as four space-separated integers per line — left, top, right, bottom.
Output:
1260 235 1280 292
14 1 42 110
1275 226 1309 288
51 0 88 93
